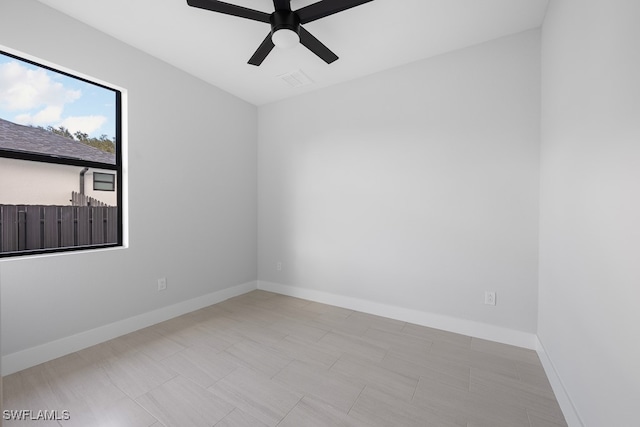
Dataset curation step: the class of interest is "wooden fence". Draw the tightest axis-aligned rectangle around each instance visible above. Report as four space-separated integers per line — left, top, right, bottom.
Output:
71 191 110 207
0 204 118 253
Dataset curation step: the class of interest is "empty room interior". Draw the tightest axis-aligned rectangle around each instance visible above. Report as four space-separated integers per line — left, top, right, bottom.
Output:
0 0 638 426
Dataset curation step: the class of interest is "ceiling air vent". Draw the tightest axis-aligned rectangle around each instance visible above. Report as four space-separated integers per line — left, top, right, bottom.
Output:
278 69 313 88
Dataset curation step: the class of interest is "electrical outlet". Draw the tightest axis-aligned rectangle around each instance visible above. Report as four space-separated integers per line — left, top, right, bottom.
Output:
484 291 496 306
277 262 282 271
157 277 167 291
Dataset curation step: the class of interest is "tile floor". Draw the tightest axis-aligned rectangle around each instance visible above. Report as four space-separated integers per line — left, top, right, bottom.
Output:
2 290 567 426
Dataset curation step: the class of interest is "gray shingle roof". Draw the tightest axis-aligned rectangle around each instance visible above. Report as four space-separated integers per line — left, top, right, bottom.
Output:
0 117 116 165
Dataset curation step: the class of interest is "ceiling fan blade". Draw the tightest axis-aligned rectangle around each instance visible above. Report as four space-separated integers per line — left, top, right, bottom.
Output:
299 26 338 64
248 33 275 66
272 0 291 11
296 0 374 24
187 0 270 23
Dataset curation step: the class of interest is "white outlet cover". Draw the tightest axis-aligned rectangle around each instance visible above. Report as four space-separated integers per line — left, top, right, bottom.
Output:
484 291 496 306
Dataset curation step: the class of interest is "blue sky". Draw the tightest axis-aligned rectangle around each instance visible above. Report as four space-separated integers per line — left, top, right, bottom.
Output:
0 52 116 140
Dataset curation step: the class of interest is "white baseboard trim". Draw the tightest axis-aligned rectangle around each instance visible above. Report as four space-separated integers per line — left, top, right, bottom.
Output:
2 280 257 375
257 281 537 350
535 337 584 427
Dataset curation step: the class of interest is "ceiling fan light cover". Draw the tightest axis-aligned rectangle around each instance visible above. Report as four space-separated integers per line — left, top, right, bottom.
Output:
272 29 300 49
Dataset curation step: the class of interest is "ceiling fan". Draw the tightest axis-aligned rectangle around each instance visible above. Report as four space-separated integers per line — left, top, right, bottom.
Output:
186 0 374 66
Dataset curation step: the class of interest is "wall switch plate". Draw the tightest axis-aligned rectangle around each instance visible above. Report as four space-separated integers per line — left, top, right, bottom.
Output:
157 277 167 291
277 262 282 271
484 291 496 306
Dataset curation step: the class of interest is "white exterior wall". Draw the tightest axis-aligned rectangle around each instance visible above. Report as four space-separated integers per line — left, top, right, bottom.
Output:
0 158 117 206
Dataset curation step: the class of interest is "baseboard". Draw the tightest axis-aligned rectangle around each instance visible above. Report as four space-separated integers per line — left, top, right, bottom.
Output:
257 281 537 350
1 280 257 375
536 337 584 427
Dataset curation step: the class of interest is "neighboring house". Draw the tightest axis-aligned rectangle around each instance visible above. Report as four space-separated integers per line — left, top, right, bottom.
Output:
0 117 117 206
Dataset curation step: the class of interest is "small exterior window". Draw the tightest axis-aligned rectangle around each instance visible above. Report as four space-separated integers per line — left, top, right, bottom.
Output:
94 172 115 191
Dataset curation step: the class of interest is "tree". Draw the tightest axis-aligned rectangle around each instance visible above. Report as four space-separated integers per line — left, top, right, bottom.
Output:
35 125 116 154
46 125 73 139
74 131 89 141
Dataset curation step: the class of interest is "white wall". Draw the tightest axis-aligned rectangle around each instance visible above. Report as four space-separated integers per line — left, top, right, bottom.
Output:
0 158 117 206
0 0 257 371
539 0 640 425
258 30 541 337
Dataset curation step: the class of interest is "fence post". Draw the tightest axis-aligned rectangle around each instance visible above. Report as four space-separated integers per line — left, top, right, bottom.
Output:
18 210 26 250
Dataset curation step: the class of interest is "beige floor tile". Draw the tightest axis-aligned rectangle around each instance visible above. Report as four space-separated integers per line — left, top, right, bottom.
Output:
310 302 356 318
273 359 364 413
182 308 241 329
3 356 143 427
76 337 138 365
60 396 157 427
467 352 521 380
218 301 288 326
208 367 302 427
402 323 472 347
349 386 465 427
305 301 353 316
526 406 568 426
3 290 567 427
160 345 238 388
470 367 558 407
278 396 367 427
228 319 288 346
414 376 531 426
515 360 555 392
312 312 373 337
268 303 323 323
267 317 329 342
467 419 530 427
136 376 233 427
428 339 474 360
154 320 239 351
363 327 432 355
316 331 389 363
381 350 471 391
268 335 341 368
3 369 61 418
34 354 124 410
347 311 406 333
214 408 269 427
119 327 185 361
101 350 177 399
222 339 292 377
330 353 418 401
431 341 521 379
528 410 569 427
470 337 541 365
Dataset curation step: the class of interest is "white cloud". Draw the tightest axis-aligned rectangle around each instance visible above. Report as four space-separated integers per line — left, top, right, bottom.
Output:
15 105 64 126
0 60 81 113
60 115 107 136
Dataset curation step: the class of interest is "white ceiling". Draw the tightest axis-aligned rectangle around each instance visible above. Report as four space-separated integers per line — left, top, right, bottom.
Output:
36 0 549 106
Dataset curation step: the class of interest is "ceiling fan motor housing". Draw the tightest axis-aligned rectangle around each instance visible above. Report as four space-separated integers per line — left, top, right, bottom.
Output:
270 10 300 35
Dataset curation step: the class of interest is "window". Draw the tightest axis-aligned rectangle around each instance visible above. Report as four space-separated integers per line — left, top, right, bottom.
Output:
94 172 115 191
0 49 123 257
